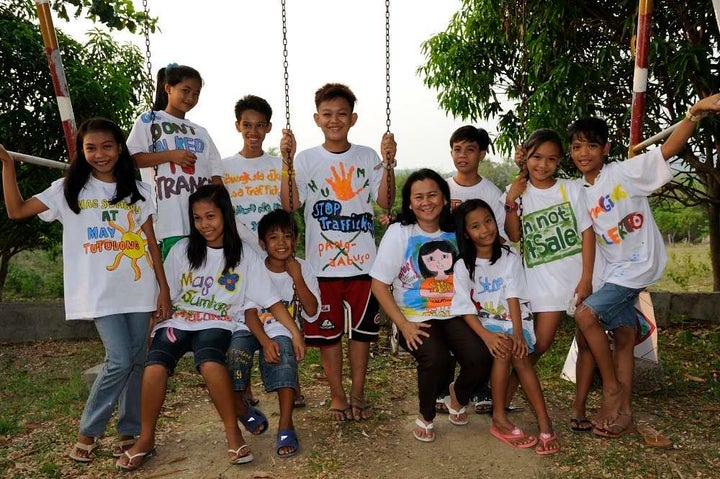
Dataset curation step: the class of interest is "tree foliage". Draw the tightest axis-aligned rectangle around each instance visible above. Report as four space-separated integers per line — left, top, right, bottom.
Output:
419 0 720 289
0 3 152 299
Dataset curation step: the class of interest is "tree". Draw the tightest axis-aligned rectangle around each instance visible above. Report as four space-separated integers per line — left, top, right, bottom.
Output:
0 2 153 299
419 0 720 289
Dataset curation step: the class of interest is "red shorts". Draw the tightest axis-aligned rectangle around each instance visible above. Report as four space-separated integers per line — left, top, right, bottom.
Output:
303 275 380 346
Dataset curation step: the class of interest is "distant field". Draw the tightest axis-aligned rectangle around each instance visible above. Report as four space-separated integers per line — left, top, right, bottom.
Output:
652 243 713 292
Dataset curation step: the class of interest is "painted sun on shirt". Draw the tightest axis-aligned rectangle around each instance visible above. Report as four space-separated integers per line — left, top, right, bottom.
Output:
105 211 151 281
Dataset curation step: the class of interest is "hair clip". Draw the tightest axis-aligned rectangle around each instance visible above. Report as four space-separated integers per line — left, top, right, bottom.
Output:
166 62 179 70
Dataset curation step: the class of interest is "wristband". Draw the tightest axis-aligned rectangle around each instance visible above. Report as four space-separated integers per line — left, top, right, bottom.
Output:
685 109 702 122
504 201 518 213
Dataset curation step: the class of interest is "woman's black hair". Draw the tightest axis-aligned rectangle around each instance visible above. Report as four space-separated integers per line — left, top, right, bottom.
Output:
186 184 242 274
397 168 454 232
417 240 457 278
454 199 510 279
152 64 203 112
63 117 144 214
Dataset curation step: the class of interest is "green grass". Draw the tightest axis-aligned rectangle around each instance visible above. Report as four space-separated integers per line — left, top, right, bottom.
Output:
652 243 713 292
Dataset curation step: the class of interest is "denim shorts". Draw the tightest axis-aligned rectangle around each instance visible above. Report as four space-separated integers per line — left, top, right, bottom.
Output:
583 283 644 331
146 327 231 375
227 331 298 392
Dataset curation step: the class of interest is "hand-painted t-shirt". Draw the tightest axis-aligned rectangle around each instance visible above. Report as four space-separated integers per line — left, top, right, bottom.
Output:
222 152 282 237
450 248 532 321
502 179 592 311
35 178 158 320
126 110 223 241
294 144 383 277
238 258 321 339
370 223 458 322
157 239 279 334
447 175 507 239
581 148 670 289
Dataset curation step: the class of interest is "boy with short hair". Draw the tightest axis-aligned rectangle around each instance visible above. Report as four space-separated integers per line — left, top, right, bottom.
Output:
227 209 318 457
569 94 720 437
280 83 396 421
222 95 282 251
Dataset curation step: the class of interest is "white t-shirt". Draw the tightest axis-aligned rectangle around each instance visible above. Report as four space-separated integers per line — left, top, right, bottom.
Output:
35 177 158 320
294 144 383 277
450 248 532 321
126 110 224 241
581 148 670 289
157 239 279 334
238 258 321 339
222 152 282 237
502 179 592 311
447 175 507 238
370 223 458 322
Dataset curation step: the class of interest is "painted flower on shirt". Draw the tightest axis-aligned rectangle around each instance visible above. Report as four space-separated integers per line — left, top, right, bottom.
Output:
218 271 239 292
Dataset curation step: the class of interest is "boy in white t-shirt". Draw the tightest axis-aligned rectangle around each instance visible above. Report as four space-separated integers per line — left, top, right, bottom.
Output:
221 95 282 252
569 93 720 438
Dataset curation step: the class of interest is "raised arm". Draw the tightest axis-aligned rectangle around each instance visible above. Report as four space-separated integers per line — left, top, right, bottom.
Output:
661 93 720 160
0 144 50 219
375 133 397 209
279 129 300 212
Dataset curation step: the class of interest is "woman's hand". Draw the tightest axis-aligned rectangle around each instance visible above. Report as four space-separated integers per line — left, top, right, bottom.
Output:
483 332 513 359
398 320 431 351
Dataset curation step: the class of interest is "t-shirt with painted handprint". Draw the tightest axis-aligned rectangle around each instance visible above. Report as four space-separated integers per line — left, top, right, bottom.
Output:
294 144 383 277
157 239 279 335
501 178 592 312
126 110 224 241
35 177 158 320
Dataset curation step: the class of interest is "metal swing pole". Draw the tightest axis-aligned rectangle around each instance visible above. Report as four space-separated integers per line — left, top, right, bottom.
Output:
628 0 653 157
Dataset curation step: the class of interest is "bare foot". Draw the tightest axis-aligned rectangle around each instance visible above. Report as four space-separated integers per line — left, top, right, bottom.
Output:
592 384 624 427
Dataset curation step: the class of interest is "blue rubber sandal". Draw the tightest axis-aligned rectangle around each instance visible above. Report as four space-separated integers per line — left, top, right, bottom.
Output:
275 429 299 458
238 404 268 435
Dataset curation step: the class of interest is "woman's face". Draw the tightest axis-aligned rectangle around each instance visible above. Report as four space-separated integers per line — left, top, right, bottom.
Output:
408 178 446 231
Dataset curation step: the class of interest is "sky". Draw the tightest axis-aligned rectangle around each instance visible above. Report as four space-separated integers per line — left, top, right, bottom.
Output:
57 0 502 173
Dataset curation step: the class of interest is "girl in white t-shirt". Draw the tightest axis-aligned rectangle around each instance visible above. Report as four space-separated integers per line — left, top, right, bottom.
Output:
452 199 559 455
0 118 171 463
370 169 492 443
116 184 303 471
503 129 595 410
127 64 224 259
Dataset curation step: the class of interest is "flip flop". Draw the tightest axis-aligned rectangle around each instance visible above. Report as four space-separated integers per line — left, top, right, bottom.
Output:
115 447 156 471
412 418 435 443
69 440 96 463
435 395 450 414
593 413 635 438
112 438 137 458
293 393 306 409
535 432 560 455
490 425 538 449
445 382 469 426
636 423 672 448
238 402 268 435
229 444 254 464
351 396 373 421
275 428 300 458
570 417 593 432
328 406 353 422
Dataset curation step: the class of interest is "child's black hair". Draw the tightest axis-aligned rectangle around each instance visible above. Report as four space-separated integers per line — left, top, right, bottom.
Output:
152 64 203 112
64 117 145 214
567 117 609 146
523 128 564 159
314 83 357 111
397 168 454 232
258 209 297 242
417 240 457 278
454 199 510 279
187 184 242 274
449 125 490 151
234 95 272 123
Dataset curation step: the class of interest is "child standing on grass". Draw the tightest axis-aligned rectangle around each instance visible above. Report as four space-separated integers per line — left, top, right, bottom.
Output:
281 83 396 421
568 94 720 437
0 118 171 463
228 209 318 458
502 129 594 412
451 199 559 455
127 64 224 259
116 185 302 471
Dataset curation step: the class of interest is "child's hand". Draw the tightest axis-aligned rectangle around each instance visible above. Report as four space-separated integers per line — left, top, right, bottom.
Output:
512 332 529 358
167 149 196 168
262 339 281 364
506 174 527 203
690 93 720 116
380 132 397 161
154 287 172 323
292 332 306 361
399 321 431 351
484 332 513 359
574 277 593 304
285 256 302 279
378 213 396 226
281 129 297 161
0 144 12 164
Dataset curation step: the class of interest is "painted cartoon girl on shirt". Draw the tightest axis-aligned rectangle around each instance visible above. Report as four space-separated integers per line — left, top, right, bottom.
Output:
418 240 457 312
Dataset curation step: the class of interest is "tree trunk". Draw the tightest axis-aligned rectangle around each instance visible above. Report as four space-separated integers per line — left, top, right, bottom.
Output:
707 175 720 291
0 253 10 302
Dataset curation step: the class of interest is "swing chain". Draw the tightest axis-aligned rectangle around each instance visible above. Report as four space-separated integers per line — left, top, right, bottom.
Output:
282 0 291 131
385 0 391 135
142 0 153 107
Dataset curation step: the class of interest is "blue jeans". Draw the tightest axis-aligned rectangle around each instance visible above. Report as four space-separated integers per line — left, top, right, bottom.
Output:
228 331 298 392
79 312 150 438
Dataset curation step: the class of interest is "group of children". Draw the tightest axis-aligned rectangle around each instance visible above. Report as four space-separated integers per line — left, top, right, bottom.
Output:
2 59 719 469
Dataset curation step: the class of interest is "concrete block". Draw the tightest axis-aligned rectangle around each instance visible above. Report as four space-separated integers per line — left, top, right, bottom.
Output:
0 301 97 343
633 358 664 395
82 363 103 390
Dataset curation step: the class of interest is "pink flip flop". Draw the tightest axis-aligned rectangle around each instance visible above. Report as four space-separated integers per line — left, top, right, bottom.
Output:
490 425 538 449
